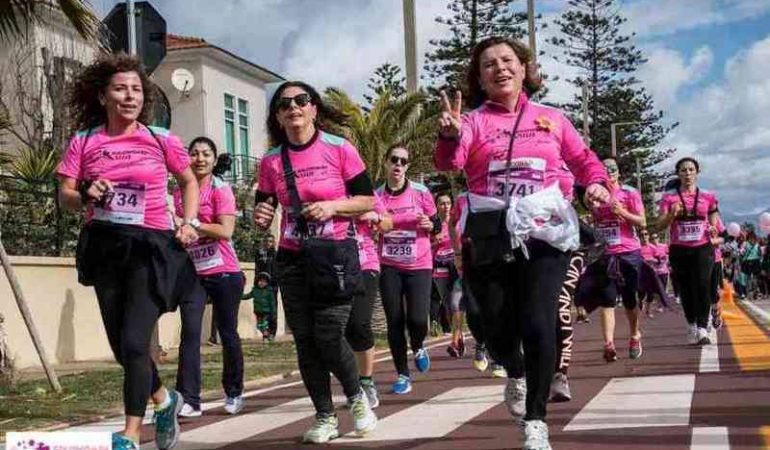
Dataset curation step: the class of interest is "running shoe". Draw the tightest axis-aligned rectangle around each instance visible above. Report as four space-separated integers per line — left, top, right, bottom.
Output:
523 419 552 450
603 342 618 363
491 364 507 378
154 389 183 450
687 324 698 345
178 402 202 418
504 377 527 419
348 392 377 436
548 372 571 402
457 336 466 357
629 337 643 359
361 378 380 409
224 395 244 415
391 374 412 394
430 320 441 337
302 414 339 444
446 343 460 358
696 327 711 345
414 347 431 373
473 344 489 372
111 433 139 450
712 304 723 330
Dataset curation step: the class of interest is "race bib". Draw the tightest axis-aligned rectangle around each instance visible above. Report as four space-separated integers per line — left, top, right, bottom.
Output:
93 182 146 225
677 220 705 242
487 158 546 200
382 230 417 264
596 220 622 246
435 247 455 264
283 216 334 242
356 233 368 265
187 240 224 271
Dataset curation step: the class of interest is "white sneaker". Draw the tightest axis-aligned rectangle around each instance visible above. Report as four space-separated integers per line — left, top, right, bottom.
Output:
687 324 698 345
504 377 527 419
224 395 244 415
696 327 711 345
361 380 380 409
349 392 377 436
302 414 340 443
178 403 202 418
523 420 552 450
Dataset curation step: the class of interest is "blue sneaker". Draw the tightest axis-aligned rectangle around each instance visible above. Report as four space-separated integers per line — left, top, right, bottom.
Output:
391 375 412 394
154 389 183 449
112 433 139 450
414 348 431 373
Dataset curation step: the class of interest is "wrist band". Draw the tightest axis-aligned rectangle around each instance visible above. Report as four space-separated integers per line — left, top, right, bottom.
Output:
77 180 93 203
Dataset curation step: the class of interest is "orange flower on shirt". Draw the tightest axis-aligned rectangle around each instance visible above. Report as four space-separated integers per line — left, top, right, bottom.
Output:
535 116 555 132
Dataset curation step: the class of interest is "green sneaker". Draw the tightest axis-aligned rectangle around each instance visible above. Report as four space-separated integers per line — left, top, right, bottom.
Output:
302 414 339 443
154 389 183 449
349 392 377 436
112 433 139 450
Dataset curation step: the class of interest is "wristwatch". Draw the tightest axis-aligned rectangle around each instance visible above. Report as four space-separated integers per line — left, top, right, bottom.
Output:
184 218 201 230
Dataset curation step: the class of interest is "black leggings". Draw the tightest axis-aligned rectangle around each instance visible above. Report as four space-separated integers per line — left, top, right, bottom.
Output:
346 270 379 352
430 276 452 333
556 250 585 375
710 262 723 305
276 251 360 416
464 240 569 421
94 261 163 417
670 244 714 328
380 266 432 376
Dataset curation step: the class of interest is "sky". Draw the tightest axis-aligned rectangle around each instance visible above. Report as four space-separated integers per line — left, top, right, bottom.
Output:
96 0 770 223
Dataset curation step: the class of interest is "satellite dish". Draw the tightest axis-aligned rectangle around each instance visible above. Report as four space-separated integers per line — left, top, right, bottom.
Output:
171 68 195 93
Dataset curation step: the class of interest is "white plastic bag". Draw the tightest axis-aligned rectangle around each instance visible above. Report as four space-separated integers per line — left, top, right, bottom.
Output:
506 184 580 257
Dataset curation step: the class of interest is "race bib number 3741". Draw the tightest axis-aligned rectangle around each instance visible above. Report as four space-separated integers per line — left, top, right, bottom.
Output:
487 158 546 200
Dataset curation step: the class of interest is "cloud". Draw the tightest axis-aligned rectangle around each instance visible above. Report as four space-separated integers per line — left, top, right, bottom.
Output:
624 0 770 37
637 45 714 110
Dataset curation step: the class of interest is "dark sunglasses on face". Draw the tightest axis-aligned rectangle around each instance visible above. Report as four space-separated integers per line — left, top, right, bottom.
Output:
277 93 312 111
390 156 409 166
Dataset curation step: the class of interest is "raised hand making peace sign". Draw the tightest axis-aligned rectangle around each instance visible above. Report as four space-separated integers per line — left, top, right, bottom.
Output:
438 90 463 139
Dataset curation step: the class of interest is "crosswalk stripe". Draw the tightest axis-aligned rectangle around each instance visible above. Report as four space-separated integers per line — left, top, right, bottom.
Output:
699 330 720 373
690 427 730 449
564 374 695 431
337 384 502 442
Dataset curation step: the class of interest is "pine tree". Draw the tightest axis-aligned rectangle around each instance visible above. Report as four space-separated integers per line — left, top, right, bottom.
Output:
363 63 406 107
548 0 676 194
424 0 529 91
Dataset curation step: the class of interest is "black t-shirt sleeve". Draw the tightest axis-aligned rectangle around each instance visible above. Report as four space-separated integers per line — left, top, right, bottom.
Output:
345 170 374 196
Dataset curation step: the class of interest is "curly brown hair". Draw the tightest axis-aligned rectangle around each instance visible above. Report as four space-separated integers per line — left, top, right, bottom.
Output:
68 52 157 131
466 36 542 108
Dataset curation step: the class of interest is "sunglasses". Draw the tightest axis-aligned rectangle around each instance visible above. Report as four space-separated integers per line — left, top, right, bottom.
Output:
389 156 409 166
277 93 312 111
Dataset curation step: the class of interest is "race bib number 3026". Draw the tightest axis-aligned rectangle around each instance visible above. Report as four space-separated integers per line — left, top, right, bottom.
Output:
487 158 546 200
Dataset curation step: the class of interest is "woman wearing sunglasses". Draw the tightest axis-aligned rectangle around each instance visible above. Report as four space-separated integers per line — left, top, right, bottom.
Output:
253 81 378 443
434 36 609 450
377 146 440 395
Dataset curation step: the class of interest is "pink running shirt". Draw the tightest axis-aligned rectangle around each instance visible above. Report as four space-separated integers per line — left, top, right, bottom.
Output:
257 131 368 251
57 125 191 230
640 243 656 261
590 184 644 255
434 93 607 203
355 193 387 272
173 176 240 275
432 221 455 279
377 181 437 271
659 188 719 247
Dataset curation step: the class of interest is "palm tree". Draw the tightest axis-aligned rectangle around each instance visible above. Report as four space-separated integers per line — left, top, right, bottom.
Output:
324 88 439 184
0 0 100 43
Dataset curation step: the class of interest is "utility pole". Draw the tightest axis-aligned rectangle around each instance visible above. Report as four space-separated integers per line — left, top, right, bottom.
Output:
127 0 137 56
527 0 537 66
402 0 418 93
581 81 590 145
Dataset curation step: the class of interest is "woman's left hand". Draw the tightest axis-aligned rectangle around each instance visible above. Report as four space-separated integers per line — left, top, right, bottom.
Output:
417 213 433 231
584 183 611 208
302 201 337 222
176 224 198 246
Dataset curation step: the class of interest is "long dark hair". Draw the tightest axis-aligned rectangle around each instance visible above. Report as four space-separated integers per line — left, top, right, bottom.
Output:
188 136 231 177
466 36 543 108
266 81 347 147
665 157 701 190
68 52 157 131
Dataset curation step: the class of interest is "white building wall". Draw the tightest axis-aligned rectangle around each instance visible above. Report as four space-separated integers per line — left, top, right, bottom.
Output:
151 55 206 146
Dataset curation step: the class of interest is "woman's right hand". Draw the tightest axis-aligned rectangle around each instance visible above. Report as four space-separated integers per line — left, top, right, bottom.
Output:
85 178 114 203
439 90 462 139
254 201 275 230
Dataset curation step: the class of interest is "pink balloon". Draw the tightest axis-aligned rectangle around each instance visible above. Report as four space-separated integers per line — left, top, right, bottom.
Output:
726 222 741 237
760 222 770 235
759 212 770 228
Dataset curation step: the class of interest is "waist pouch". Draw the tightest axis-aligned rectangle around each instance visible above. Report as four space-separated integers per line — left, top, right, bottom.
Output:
301 238 364 301
462 209 514 267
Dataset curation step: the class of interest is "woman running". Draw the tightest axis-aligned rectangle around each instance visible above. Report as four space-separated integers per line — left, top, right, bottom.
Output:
432 193 464 356
173 137 245 418
435 36 609 449
657 157 721 345
378 146 440 395
254 81 377 443
57 53 198 450
709 218 726 329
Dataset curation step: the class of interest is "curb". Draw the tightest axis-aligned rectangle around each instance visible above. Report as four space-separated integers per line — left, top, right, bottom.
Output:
736 299 770 333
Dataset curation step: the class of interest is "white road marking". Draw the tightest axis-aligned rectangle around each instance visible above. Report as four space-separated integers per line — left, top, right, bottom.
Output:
699 329 720 373
690 426 730 450
564 374 695 431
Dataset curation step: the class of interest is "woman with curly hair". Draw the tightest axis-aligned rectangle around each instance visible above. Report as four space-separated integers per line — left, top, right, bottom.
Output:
57 53 199 450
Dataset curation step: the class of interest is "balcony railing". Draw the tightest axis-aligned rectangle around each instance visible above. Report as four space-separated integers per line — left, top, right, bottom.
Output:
223 154 259 185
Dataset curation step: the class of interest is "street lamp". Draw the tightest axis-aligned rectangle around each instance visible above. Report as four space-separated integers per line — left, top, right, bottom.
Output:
629 148 646 193
527 0 537 68
610 121 651 158
402 0 418 93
